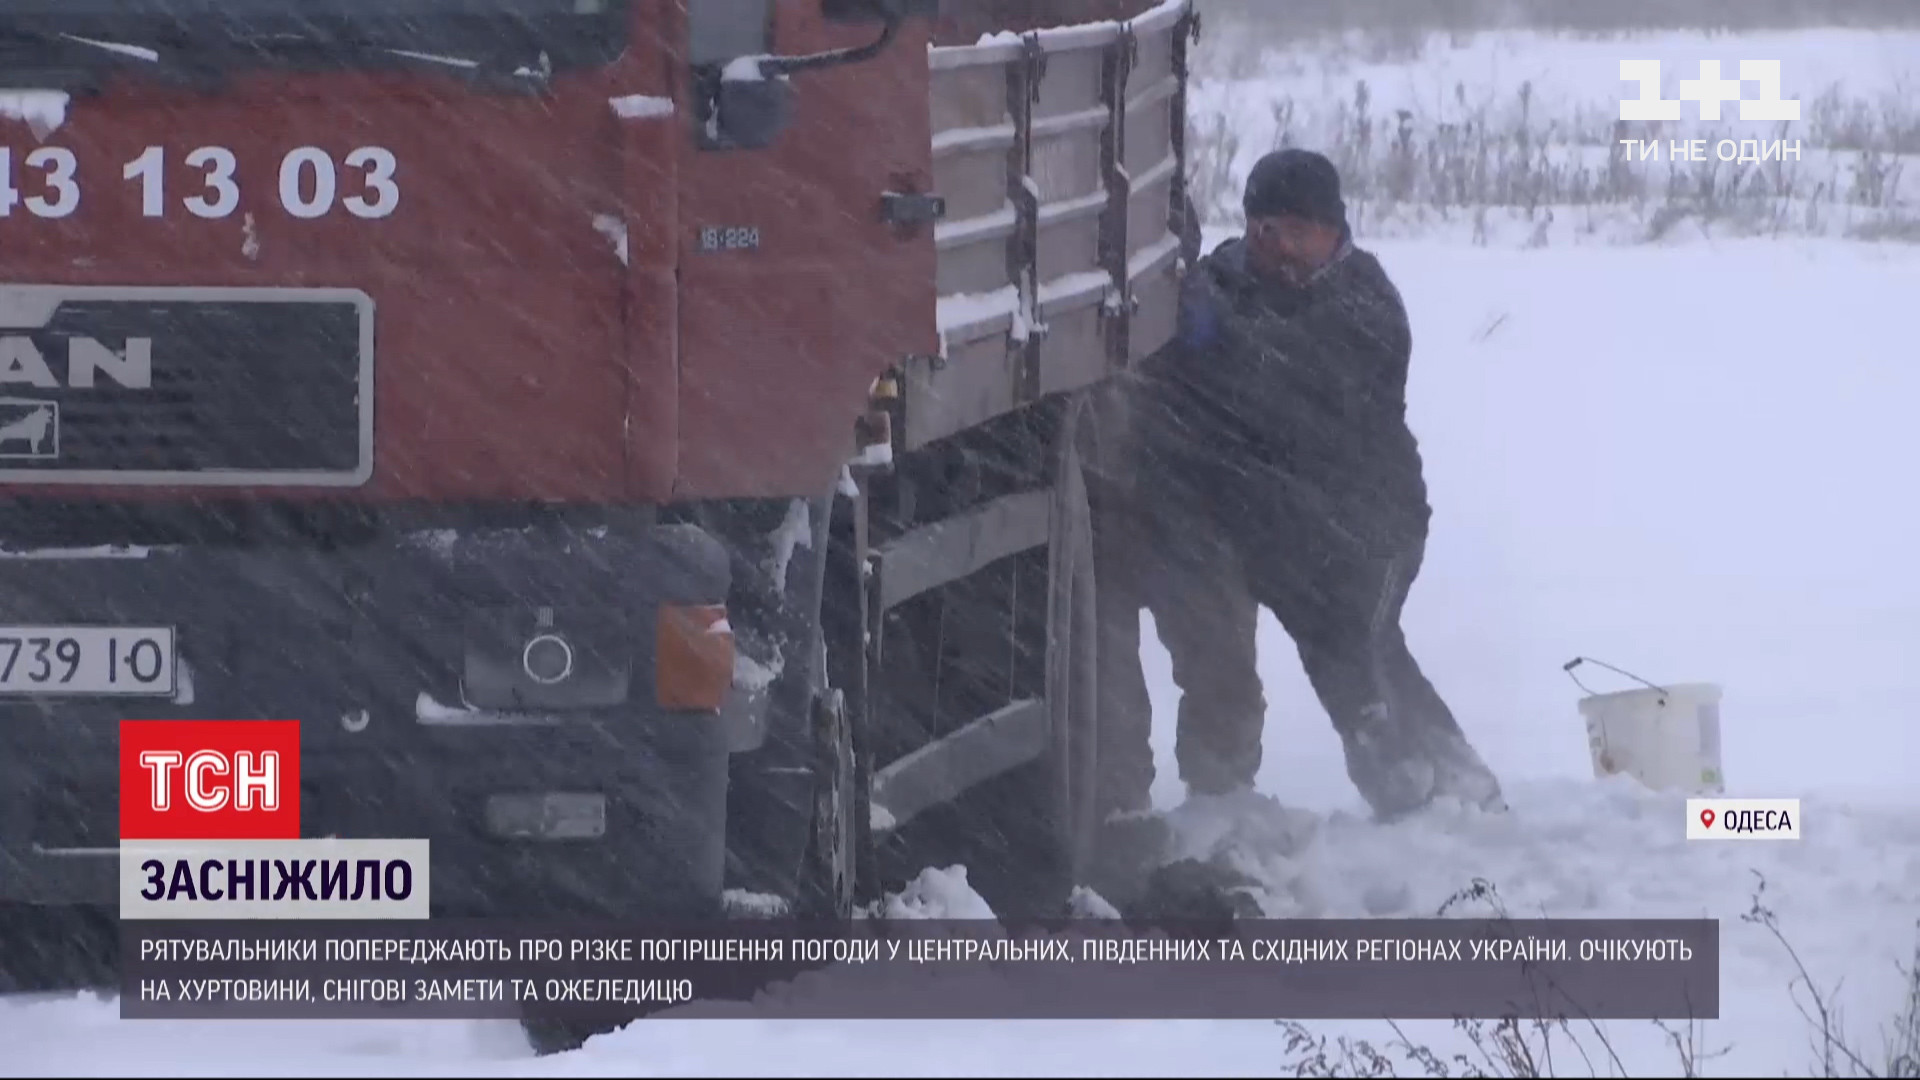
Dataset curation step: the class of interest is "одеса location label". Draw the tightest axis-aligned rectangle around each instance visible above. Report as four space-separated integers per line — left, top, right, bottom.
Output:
1688 798 1800 840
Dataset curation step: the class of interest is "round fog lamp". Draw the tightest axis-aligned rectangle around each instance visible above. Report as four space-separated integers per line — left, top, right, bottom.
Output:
522 633 575 685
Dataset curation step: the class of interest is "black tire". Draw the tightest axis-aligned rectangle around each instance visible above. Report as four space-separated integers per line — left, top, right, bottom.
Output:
795 688 858 919
821 481 881 913
1038 393 1103 895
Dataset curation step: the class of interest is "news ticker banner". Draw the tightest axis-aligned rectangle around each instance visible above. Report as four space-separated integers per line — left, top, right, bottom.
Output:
121 918 1719 1022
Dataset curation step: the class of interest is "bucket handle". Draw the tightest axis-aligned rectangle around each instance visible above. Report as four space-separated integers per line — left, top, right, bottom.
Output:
1563 656 1669 704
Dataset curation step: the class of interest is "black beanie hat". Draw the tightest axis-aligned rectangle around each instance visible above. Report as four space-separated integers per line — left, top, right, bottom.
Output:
1243 148 1346 228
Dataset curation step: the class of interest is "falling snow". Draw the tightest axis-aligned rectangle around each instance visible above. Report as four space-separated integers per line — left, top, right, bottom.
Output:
721 56 769 83
590 214 629 265
720 890 791 919
1 3 1915 1076
0 90 67 139
731 650 783 695
768 498 813 595
607 94 674 120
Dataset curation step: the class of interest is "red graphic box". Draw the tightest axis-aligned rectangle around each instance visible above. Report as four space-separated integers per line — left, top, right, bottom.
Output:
119 720 301 841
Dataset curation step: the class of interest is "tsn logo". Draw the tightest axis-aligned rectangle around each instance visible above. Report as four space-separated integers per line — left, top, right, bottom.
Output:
138 749 282 813
119 720 301 841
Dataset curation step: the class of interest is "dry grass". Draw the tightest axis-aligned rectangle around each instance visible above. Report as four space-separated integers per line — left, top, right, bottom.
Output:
1266 875 1920 1078
1269 879 1726 1078
1740 871 1920 1079
1194 0 1920 42
1184 23 1920 244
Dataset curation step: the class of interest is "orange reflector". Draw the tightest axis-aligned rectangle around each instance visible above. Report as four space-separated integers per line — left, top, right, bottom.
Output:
656 603 733 712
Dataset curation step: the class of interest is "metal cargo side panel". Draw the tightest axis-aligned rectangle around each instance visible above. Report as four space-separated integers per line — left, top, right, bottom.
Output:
912 0 1194 448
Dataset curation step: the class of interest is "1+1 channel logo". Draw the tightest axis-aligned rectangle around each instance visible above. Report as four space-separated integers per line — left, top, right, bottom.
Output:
1616 60 1804 165
117 719 430 919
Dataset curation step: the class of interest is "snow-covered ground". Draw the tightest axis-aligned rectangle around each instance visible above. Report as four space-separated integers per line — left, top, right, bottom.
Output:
8 231 1915 1080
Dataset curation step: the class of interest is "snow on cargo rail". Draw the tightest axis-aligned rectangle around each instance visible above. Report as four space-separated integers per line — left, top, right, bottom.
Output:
908 0 1200 453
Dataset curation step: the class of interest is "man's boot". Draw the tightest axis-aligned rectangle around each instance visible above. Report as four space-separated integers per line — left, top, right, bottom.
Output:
1123 858 1265 922
1421 726 1507 812
1087 806 1174 913
1339 701 1440 821
1341 701 1506 819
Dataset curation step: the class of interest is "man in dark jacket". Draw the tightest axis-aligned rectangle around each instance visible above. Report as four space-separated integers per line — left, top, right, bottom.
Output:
1110 148 1503 821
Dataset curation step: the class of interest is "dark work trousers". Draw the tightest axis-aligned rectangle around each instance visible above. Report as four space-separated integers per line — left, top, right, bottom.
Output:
1097 464 1476 818
1222 471 1470 817
1145 504 1268 798
1090 433 1267 814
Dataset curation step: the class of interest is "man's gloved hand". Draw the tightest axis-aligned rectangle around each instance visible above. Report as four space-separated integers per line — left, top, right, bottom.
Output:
1174 263 1226 354
1204 256 1311 352
1203 257 1259 302
1175 248 1308 377
1181 260 1269 357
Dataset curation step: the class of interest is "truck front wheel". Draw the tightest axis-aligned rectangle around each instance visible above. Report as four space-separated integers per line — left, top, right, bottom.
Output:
1045 400 1103 896
795 688 858 919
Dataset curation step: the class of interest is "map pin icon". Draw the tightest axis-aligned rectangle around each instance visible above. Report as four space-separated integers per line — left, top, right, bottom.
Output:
1700 808 1716 829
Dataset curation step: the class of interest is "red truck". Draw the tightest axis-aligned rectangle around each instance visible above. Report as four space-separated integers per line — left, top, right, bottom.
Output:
0 0 1200 1004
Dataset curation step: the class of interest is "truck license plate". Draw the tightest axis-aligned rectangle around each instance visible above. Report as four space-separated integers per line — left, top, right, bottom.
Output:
0 626 176 697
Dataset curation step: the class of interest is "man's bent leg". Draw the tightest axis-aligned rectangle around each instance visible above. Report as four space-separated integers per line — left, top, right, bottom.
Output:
1283 548 1435 818
1261 533 1501 818
1360 540 1504 811
1145 526 1266 798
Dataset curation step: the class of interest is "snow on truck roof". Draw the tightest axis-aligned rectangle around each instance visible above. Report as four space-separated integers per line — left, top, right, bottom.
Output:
929 0 1188 70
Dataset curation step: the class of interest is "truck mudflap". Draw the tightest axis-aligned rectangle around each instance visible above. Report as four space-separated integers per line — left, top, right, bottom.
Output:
0 520 733 919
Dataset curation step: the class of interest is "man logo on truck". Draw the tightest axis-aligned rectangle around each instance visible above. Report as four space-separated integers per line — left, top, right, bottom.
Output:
0 334 153 389
0 399 57 459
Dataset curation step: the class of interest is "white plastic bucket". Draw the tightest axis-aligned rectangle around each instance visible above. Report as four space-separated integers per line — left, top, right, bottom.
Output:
1579 682 1725 796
